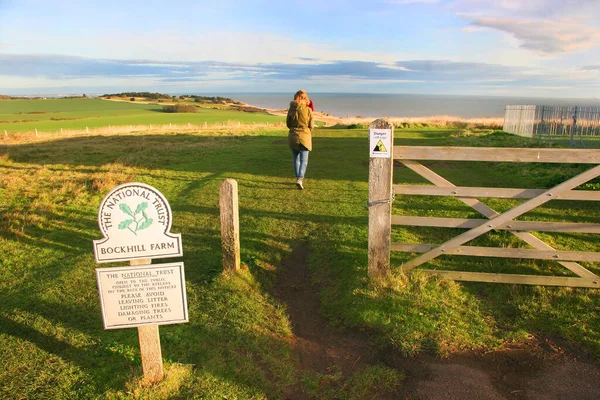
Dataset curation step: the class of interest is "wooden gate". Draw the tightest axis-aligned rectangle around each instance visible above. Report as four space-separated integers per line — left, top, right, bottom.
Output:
367 120 600 288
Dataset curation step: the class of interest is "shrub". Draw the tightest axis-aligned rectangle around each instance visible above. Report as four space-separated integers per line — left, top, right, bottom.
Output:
130 97 135 101
162 104 197 113
347 123 366 129
448 121 469 129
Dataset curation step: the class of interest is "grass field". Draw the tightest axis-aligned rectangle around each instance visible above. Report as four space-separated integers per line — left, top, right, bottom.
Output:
0 98 284 133
2 121 600 398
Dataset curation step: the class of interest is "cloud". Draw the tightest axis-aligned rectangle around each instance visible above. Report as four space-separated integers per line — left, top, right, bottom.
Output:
0 52 595 97
456 1 600 55
84 30 396 65
467 17 600 54
454 0 599 19
0 53 526 84
0 54 197 79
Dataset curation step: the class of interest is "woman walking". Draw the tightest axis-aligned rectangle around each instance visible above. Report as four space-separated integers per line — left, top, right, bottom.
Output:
287 90 314 190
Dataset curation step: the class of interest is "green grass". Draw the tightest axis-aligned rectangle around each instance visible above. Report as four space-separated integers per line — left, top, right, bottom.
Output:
1 98 284 133
2 125 600 398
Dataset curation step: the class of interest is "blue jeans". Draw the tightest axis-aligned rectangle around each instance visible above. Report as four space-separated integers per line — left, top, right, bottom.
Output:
292 145 309 179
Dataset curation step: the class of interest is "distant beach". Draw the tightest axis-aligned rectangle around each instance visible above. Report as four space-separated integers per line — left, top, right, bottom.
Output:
217 92 600 120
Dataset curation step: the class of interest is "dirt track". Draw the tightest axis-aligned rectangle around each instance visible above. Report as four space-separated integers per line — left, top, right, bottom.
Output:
272 243 600 400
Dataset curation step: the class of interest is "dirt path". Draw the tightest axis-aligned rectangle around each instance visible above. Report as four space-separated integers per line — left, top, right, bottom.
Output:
271 242 386 399
272 243 600 400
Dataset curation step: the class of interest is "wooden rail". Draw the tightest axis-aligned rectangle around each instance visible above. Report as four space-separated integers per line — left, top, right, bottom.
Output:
390 146 600 288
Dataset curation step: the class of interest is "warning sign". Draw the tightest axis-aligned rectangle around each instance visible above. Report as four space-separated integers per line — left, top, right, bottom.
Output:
373 140 387 153
369 129 392 158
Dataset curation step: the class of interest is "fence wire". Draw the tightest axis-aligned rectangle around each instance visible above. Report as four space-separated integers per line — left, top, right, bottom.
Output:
504 105 600 148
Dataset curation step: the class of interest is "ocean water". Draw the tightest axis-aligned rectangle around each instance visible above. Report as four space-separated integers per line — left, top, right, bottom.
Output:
219 93 600 119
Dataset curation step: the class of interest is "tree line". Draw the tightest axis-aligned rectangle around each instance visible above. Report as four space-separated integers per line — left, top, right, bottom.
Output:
101 92 239 104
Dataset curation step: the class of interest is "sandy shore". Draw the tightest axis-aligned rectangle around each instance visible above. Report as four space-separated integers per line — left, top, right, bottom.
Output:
260 105 503 128
107 97 503 128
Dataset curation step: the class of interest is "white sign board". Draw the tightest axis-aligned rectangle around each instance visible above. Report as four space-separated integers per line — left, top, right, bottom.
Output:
93 182 183 263
369 128 392 158
96 262 188 329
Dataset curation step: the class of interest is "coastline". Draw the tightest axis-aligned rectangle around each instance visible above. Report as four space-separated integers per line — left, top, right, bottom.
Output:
238 101 504 128
227 92 600 127
100 96 504 127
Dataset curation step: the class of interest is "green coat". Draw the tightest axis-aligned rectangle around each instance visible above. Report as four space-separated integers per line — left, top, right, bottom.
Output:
287 100 314 151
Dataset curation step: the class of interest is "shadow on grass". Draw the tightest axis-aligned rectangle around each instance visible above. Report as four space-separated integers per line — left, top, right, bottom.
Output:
0 301 136 394
1 132 463 180
0 294 294 398
5 128 600 394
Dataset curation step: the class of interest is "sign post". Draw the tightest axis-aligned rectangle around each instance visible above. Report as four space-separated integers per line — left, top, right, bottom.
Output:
93 182 186 382
219 179 240 271
368 119 394 279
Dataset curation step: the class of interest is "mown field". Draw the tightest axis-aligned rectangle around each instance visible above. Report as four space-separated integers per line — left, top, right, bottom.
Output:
0 98 283 133
1 104 600 398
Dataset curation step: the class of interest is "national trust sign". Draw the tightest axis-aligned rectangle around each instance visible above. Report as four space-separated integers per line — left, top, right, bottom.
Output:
93 182 183 263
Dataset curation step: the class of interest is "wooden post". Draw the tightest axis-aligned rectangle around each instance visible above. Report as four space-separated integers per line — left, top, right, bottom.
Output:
368 119 394 279
130 258 164 382
219 179 241 271
86 126 89 133
4 130 7 137
35 128 38 137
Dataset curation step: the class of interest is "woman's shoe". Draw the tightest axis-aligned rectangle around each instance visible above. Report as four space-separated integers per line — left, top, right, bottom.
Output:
296 178 304 190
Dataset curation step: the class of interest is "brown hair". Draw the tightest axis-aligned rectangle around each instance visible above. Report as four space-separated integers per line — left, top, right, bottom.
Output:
293 90 309 102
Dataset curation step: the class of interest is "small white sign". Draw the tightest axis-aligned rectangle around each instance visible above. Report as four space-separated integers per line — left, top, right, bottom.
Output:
369 128 392 158
96 262 188 329
93 182 182 263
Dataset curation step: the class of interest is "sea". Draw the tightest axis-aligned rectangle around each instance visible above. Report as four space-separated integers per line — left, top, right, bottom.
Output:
215 93 600 119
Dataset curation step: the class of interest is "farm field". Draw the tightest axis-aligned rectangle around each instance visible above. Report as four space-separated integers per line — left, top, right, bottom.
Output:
0 98 284 133
1 124 600 398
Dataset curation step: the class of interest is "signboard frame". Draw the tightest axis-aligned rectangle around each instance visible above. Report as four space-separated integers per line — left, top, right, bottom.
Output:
96 262 188 330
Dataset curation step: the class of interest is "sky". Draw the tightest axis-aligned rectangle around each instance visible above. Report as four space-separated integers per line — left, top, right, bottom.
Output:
0 0 599 97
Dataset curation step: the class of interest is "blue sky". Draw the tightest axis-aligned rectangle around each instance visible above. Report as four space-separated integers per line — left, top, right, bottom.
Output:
0 0 599 97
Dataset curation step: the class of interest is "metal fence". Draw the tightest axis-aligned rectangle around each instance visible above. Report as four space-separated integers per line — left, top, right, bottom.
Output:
504 105 600 148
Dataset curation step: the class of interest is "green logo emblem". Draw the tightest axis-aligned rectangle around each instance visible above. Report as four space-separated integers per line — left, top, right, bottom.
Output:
118 202 153 235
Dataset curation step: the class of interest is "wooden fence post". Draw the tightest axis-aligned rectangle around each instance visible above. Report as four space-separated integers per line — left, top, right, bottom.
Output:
368 119 394 279
130 257 164 382
219 179 241 271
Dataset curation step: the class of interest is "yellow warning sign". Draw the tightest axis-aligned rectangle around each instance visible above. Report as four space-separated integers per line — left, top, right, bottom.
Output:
369 128 391 158
373 140 387 152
